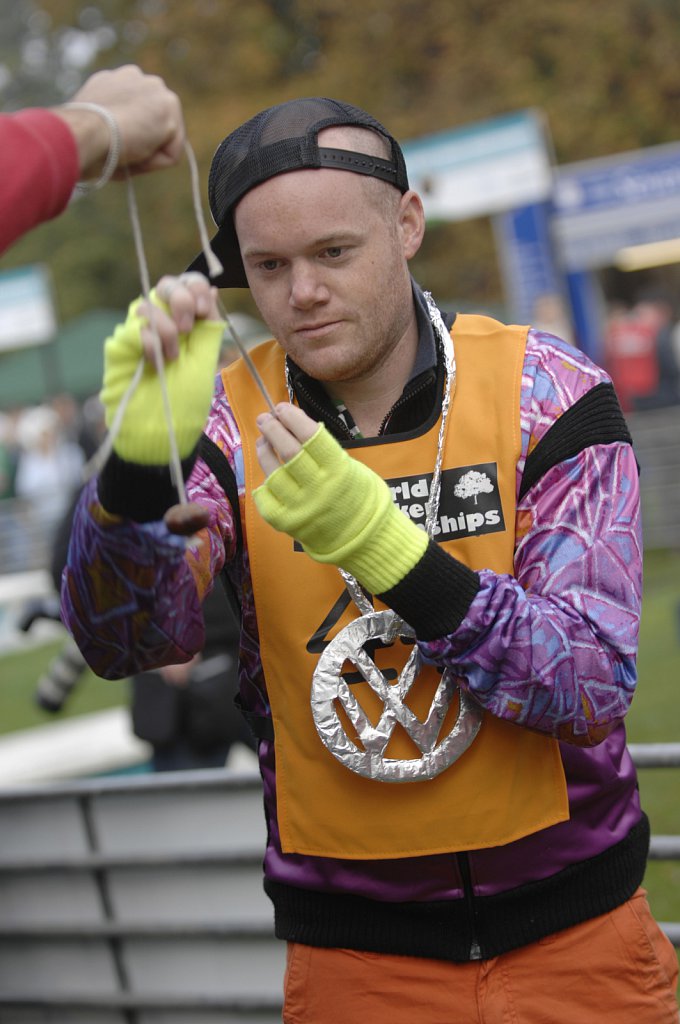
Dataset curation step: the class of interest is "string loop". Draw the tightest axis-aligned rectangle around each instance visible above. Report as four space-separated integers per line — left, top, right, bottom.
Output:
84 138 225 492
63 101 122 193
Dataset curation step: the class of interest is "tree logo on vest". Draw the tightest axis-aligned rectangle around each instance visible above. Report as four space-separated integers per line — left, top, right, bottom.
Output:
388 462 505 541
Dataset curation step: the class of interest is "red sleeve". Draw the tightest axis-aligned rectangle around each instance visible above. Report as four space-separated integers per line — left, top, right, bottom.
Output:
0 108 80 254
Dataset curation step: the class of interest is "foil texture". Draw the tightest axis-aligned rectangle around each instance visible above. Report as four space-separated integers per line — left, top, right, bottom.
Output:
311 610 483 781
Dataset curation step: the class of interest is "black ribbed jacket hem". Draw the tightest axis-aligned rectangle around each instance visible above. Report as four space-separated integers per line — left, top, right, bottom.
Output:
265 814 649 961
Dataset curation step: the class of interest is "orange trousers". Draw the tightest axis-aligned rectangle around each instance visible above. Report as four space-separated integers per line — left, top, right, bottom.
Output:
283 889 678 1023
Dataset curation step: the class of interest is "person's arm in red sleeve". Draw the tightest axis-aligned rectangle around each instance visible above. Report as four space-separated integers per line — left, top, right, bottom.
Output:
1 64 185 255
0 109 79 254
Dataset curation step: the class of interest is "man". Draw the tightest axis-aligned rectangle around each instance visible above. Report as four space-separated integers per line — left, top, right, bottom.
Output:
62 98 678 1022
1 64 184 254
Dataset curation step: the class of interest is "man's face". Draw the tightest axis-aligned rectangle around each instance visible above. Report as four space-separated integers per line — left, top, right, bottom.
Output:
233 165 423 386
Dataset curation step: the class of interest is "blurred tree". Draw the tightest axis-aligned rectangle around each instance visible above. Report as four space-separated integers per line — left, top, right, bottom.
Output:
3 0 680 319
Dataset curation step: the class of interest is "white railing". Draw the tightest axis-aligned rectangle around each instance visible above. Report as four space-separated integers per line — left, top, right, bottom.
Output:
628 743 680 948
0 744 676 1020
626 406 680 550
0 496 54 574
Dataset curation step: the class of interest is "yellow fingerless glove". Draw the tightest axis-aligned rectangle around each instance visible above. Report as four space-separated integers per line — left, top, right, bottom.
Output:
253 424 429 593
100 292 225 464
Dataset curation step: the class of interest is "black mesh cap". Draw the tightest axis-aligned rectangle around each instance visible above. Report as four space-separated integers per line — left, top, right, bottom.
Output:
186 97 409 288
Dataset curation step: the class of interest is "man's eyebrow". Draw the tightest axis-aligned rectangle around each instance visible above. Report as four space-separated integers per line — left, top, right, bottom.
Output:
242 232 363 259
241 247 279 260
312 232 363 246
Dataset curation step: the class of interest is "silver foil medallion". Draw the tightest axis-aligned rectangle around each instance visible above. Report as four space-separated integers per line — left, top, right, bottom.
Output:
311 610 483 782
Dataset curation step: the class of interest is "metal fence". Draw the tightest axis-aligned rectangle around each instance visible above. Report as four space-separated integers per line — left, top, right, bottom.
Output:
628 743 680 948
0 744 677 1021
0 496 53 575
627 406 680 550
0 768 283 1023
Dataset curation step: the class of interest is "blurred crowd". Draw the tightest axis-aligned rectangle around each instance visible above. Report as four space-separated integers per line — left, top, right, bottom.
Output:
0 391 105 574
0 311 270 576
603 289 680 414
0 385 257 773
0 314 270 774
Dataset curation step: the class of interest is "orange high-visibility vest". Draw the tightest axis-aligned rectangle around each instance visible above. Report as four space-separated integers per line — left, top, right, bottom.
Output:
223 313 568 859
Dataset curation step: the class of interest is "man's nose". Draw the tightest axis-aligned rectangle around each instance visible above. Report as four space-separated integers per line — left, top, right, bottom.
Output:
289 262 329 308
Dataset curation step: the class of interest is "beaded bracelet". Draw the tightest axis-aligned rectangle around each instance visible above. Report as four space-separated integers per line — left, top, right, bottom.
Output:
62 101 122 192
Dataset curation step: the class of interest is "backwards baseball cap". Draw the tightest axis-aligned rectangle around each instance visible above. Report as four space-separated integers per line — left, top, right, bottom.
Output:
187 97 409 288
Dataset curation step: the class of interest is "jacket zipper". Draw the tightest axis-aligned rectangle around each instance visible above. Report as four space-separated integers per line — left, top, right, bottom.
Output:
292 364 439 441
292 381 354 440
457 851 482 959
378 370 438 435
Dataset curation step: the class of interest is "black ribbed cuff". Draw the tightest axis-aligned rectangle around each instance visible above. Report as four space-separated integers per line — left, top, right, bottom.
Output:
97 444 199 522
378 540 480 641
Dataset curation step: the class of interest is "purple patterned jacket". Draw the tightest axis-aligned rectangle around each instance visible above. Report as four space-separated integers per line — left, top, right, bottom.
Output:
63 309 646 961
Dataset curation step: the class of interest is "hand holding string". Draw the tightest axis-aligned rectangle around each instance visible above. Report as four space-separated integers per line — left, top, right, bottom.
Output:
83 134 276 537
254 404 429 595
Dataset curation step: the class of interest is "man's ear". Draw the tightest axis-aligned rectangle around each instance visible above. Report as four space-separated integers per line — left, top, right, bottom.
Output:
398 190 426 260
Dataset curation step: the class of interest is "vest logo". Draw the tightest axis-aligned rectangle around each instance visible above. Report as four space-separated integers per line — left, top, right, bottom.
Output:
387 463 505 541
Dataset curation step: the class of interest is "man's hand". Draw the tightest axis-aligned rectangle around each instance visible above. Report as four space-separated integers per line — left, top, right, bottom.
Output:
140 272 221 361
256 403 320 475
100 272 224 465
253 409 429 594
55 64 185 180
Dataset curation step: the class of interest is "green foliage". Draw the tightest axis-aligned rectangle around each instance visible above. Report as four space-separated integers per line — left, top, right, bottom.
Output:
4 0 680 321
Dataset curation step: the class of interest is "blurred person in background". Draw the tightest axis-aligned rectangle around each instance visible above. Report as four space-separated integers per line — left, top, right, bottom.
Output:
530 291 575 346
14 403 84 550
604 290 680 412
1 63 185 256
29 331 265 770
0 410 27 572
130 583 256 772
0 413 18 500
50 392 104 461
62 98 676 1022
603 298 659 413
635 290 680 410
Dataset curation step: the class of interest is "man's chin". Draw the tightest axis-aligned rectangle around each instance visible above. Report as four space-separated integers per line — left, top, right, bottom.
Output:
290 348 353 382
299 360 359 386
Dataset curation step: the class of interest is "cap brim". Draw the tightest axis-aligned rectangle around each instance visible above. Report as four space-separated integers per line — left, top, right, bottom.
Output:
185 220 248 289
